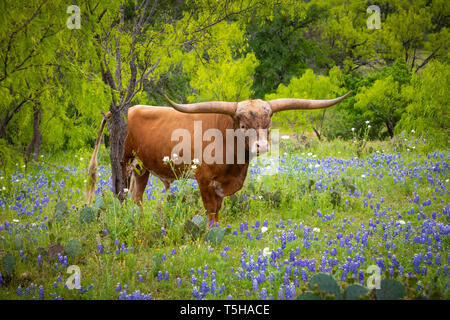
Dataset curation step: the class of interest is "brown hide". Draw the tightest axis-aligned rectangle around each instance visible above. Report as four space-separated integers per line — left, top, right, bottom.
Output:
123 105 249 224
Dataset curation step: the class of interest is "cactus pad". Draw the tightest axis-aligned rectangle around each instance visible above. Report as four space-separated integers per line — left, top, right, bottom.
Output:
376 278 407 300
79 206 96 224
65 239 82 258
343 283 370 300
296 291 322 300
204 227 225 245
2 252 16 276
307 273 341 300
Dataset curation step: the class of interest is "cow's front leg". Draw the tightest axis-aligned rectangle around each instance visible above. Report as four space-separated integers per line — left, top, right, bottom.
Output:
198 181 220 227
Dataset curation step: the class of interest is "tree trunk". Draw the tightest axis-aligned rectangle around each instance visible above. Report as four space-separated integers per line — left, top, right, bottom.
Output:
25 104 42 163
312 127 322 141
107 104 128 202
386 107 395 138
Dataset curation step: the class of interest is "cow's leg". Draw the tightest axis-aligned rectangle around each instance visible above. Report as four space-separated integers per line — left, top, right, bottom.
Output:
130 169 150 212
198 182 220 227
214 194 224 226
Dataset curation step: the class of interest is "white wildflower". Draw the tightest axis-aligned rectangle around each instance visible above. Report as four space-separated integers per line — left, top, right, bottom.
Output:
397 220 406 225
365 120 370 124
261 226 268 233
163 156 170 163
351 128 355 131
361 174 366 178
281 135 290 140
368 125 371 128
262 247 271 257
191 165 197 170
192 158 200 165
172 153 179 159
13 219 19 223
411 129 415 133
313 227 320 233
80 157 84 161
123 188 129 193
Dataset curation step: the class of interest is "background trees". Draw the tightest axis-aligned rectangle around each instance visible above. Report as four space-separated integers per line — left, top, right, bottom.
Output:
0 0 448 184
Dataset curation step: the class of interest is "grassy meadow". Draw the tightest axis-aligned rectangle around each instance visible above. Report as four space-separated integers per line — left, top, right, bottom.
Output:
0 132 449 300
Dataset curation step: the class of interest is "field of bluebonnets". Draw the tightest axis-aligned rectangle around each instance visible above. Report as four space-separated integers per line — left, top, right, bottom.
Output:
0 130 448 300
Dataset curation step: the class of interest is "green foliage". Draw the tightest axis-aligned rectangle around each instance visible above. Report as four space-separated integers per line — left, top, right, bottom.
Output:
14 234 23 250
1 252 16 276
246 3 329 97
397 60 449 148
65 239 82 258
343 284 370 300
266 67 346 139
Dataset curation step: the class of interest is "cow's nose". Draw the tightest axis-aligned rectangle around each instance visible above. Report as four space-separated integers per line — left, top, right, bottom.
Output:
256 141 269 154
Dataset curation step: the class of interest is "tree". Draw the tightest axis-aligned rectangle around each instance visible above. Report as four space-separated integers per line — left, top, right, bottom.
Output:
66 0 268 201
245 2 329 97
0 0 66 161
265 66 345 140
377 0 450 72
397 60 449 146
354 75 407 139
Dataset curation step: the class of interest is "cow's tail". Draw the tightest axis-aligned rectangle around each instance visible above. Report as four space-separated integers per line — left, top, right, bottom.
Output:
86 112 111 205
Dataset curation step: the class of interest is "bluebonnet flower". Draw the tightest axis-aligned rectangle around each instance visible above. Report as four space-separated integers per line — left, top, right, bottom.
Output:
39 285 45 300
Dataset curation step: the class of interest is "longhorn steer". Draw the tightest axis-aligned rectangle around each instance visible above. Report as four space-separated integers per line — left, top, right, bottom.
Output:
87 91 351 224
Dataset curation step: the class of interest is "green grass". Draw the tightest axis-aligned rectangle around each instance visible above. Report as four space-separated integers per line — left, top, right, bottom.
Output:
0 135 449 300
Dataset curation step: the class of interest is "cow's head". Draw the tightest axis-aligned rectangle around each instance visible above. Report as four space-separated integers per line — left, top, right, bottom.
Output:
164 91 351 157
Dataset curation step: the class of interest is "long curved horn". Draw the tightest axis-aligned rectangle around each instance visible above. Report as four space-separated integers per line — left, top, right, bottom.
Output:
164 95 237 116
268 90 352 113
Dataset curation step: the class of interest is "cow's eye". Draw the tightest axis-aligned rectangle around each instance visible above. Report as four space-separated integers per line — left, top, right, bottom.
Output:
241 125 246 129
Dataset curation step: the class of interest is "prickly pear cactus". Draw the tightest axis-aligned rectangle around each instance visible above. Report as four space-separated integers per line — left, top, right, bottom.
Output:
296 291 322 300
2 252 16 276
307 273 341 300
204 227 225 245
55 200 68 214
79 206 96 224
376 278 407 300
65 239 82 258
93 196 106 211
343 283 370 300
14 234 23 250
184 215 206 238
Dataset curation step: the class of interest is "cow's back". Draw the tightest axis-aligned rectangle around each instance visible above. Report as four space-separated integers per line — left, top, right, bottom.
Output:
124 105 234 180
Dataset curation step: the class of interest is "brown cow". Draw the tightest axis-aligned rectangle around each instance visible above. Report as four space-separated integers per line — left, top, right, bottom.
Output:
87 91 351 224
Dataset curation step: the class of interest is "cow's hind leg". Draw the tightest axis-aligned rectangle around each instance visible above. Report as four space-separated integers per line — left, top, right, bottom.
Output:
130 169 150 212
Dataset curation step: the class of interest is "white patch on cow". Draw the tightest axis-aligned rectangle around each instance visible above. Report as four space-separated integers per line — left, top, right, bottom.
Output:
209 180 225 197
